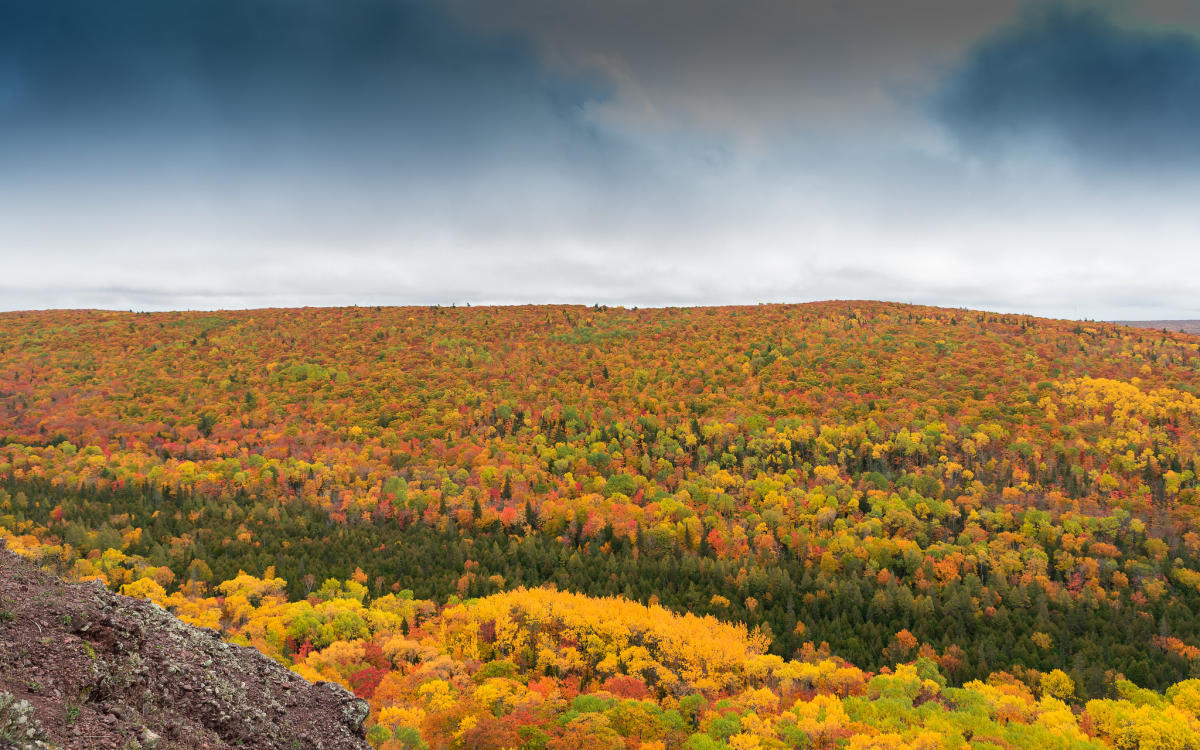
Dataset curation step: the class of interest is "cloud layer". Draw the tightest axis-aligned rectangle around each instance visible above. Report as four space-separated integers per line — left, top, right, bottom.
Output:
1 1 1199 319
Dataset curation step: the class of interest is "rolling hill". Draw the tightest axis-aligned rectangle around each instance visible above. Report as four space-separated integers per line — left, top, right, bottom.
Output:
4 301 1200 748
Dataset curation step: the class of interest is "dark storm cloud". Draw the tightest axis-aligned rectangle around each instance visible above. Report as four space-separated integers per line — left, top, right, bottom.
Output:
0 0 614 172
936 5 1200 168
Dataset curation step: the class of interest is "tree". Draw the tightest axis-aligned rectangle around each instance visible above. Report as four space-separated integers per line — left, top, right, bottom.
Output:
1042 669 1075 702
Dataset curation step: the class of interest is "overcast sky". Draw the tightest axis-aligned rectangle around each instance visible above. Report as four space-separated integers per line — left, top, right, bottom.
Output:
2 0 1200 318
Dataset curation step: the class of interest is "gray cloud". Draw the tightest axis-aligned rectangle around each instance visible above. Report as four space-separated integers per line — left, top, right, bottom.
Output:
936 4 1200 169
450 0 1025 136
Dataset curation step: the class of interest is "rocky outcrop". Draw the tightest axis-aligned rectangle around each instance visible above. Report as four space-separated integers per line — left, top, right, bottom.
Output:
0 547 370 749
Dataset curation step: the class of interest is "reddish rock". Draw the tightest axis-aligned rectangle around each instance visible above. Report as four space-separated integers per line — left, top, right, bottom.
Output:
0 545 369 749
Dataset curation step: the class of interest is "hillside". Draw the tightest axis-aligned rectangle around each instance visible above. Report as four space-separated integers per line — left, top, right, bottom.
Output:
4 301 1200 747
0 544 369 749
1112 320 1200 336
10 544 1200 750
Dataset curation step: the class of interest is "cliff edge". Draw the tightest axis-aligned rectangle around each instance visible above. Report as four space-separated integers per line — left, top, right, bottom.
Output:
0 546 369 749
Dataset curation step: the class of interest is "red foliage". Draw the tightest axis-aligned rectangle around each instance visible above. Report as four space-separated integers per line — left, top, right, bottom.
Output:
348 666 389 699
601 675 651 700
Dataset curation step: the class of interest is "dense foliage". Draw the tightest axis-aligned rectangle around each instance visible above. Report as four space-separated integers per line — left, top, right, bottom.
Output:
4 301 1200 747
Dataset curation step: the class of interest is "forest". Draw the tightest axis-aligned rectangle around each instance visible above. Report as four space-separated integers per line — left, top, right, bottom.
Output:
4 301 1200 748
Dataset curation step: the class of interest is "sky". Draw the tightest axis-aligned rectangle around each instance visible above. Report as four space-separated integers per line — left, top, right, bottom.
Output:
2 1 1200 319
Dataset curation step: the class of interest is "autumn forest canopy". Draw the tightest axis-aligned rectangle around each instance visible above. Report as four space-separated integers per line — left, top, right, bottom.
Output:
5 301 1200 749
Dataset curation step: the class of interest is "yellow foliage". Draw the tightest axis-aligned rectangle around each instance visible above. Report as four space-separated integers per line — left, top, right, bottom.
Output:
376 705 425 731
119 577 168 607
1041 669 1075 701
1087 699 1200 749
444 587 766 693
790 694 849 734
417 679 457 712
1169 679 1200 717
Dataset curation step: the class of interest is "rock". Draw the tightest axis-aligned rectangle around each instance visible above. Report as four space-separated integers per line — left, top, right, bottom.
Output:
0 547 370 749
0 691 52 749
